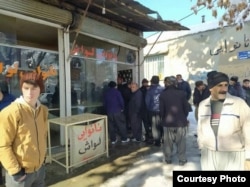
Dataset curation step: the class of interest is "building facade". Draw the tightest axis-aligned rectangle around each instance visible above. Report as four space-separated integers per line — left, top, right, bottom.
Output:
0 0 188 146
0 0 151 119
144 21 250 88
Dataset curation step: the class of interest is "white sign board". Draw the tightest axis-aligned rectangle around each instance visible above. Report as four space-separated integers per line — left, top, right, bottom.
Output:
70 119 105 167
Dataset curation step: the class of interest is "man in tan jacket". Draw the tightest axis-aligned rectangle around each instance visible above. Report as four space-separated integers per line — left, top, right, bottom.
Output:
0 71 48 187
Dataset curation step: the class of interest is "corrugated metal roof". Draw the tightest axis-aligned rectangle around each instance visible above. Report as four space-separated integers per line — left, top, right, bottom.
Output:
39 0 189 32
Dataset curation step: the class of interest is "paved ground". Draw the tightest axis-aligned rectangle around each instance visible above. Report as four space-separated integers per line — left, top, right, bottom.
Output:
0 141 160 187
99 119 201 187
46 140 161 187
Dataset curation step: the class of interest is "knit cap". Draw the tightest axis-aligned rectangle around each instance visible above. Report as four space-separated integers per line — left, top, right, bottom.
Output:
141 78 149 84
230 76 238 82
164 76 177 86
108 81 117 88
207 71 229 89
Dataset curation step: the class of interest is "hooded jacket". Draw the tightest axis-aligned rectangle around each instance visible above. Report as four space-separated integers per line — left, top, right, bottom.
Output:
0 96 48 175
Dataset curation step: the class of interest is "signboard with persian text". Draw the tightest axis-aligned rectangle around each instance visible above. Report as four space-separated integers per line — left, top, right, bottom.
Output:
70 119 105 167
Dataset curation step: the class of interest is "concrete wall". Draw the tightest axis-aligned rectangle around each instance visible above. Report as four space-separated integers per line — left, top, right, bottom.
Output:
144 21 250 86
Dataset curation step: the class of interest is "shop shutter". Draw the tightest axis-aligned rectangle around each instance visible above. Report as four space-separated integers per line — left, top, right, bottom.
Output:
0 0 72 27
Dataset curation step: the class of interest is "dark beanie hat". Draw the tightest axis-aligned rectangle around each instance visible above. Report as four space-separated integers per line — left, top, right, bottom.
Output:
142 78 149 84
207 71 229 89
108 81 117 88
150 75 159 84
230 76 238 82
164 76 177 86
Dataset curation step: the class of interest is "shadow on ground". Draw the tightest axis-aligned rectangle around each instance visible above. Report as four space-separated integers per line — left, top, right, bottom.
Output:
45 141 160 187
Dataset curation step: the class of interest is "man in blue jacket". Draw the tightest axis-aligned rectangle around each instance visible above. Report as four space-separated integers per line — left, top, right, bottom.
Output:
103 81 130 144
145 75 164 147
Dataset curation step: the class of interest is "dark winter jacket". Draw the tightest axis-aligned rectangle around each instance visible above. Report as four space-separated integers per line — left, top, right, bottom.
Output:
243 86 250 107
159 85 189 127
177 80 192 100
140 85 149 113
118 83 131 105
128 89 143 116
193 84 210 106
228 82 246 100
103 87 124 114
0 93 15 111
145 84 164 112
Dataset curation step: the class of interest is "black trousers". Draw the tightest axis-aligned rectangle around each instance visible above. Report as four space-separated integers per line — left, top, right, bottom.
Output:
0 164 3 185
107 112 128 142
141 109 152 137
129 113 142 140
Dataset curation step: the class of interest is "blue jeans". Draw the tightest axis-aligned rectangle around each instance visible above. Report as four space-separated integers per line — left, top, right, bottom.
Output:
5 165 45 187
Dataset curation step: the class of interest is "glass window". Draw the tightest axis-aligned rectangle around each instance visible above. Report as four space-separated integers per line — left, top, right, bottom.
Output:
70 56 116 115
70 33 136 115
144 55 164 82
0 43 59 117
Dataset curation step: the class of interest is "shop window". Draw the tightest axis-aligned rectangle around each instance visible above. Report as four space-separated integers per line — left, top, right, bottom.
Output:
70 33 136 115
0 44 59 117
70 56 116 115
70 33 137 64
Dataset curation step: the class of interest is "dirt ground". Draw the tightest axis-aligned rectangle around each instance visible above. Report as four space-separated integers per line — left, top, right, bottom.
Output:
45 141 160 187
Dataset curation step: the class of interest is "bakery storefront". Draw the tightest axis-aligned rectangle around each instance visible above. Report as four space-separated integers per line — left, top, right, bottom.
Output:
0 2 140 120
0 1 187 149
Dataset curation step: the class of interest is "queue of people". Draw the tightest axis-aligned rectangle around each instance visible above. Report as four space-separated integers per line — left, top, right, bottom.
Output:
102 74 191 165
103 71 250 170
1 70 250 187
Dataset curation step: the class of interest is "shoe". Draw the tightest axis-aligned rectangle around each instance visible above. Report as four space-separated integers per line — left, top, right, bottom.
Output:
111 139 118 145
131 138 141 142
121 138 130 143
154 141 161 147
179 160 187 166
165 160 172 164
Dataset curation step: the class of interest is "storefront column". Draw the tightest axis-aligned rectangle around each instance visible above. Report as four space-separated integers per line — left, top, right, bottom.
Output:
64 30 71 117
58 28 67 145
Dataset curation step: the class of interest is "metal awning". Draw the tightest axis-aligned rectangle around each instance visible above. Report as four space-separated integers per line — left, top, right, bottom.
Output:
40 0 189 32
